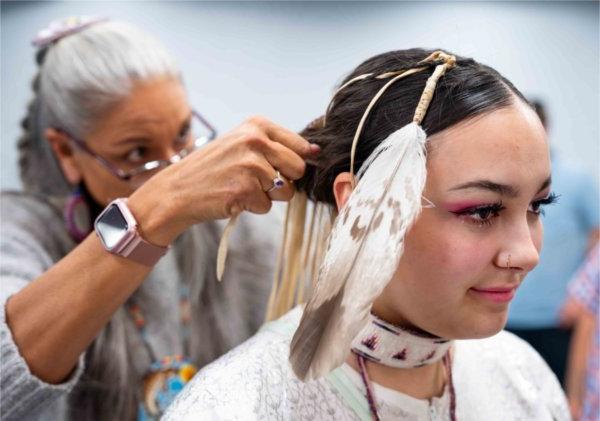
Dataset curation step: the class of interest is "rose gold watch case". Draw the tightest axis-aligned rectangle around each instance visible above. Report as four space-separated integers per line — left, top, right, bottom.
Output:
94 198 168 266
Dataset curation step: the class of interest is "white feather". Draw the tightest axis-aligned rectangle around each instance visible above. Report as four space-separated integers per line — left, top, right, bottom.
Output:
290 122 428 380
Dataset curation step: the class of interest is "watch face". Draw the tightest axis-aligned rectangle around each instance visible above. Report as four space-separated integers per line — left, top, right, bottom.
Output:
96 204 130 249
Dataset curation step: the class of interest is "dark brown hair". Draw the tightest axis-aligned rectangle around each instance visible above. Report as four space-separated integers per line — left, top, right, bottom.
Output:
297 48 531 206
530 99 548 128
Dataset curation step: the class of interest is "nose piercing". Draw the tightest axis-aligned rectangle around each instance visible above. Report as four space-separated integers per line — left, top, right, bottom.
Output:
506 254 512 269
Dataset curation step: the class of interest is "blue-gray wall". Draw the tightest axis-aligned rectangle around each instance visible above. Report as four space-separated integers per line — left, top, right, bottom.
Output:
2 1 598 190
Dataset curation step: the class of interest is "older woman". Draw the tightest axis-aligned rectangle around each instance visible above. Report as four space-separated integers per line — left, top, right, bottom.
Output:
1 17 318 420
164 49 570 420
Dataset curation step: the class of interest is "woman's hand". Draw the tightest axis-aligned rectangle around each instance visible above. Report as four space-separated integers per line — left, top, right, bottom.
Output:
128 116 319 246
6 116 317 385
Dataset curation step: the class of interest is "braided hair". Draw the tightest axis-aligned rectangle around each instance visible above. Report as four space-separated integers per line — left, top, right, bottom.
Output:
17 47 71 196
18 21 181 420
16 21 264 420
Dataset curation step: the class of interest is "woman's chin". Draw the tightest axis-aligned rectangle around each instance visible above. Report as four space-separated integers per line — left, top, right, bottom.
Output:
461 313 508 340
436 311 508 340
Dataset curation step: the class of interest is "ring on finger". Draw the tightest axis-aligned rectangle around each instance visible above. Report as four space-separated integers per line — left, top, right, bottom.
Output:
265 170 286 193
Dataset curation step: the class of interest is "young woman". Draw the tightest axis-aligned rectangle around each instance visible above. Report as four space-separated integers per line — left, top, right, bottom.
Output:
1 17 318 420
164 49 570 420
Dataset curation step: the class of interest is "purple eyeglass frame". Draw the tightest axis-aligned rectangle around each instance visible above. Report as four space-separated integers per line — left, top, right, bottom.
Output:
58 110 217 183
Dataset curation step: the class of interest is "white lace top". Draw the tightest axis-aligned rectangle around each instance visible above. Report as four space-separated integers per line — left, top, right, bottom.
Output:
164 306 570 420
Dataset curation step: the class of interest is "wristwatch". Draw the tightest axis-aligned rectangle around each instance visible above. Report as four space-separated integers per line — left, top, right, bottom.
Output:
94 198 169 266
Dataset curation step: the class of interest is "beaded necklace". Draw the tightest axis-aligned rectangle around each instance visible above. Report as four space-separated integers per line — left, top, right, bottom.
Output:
355 352 456 421
127 285 198 420
63 185 198 419
351 312 457 421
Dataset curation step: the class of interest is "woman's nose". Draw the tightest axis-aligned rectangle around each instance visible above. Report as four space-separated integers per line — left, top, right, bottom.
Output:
497 221 541 272
159 146 179 162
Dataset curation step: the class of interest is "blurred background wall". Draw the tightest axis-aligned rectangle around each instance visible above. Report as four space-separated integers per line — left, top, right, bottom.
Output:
1 1 598 190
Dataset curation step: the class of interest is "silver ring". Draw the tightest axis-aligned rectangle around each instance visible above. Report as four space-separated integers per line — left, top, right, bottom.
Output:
266 171 285 193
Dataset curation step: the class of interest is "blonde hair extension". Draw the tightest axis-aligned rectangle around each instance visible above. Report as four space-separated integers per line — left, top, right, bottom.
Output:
265 194 335 321
265 192 307 321
265 52 457 322
265 202 291 321
295 201 317 305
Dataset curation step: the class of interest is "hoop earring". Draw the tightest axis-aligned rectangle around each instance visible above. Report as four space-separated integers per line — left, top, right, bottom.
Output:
64 185 92 243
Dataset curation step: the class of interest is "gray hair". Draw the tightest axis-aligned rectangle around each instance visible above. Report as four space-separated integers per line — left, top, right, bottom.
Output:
18 21 180 196
18 20 271 421
18 21 188 420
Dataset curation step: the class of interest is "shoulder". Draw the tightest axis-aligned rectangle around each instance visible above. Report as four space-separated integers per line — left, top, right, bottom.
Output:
454 331 570 420
1 191 65 236
0 191 72 293
164 307 303 420
457 330 551 374
1 189 60 214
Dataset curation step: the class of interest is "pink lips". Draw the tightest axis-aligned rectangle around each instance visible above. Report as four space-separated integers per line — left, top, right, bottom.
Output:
469 286 516 303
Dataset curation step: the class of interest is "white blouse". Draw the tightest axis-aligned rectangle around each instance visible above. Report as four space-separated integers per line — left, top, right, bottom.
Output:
164 306 570 420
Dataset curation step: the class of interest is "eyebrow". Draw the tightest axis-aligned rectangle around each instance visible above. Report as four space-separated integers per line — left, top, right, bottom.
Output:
114 113 193 147
449 176 552 198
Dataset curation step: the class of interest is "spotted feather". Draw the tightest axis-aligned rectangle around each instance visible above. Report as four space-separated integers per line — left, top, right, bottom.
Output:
289 121 428 380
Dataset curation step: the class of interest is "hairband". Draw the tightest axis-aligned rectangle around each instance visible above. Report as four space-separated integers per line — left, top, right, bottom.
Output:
32 16 108 48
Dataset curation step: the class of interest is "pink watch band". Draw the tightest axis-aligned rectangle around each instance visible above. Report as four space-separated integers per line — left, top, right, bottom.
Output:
120 233 169 267
95 198 169 267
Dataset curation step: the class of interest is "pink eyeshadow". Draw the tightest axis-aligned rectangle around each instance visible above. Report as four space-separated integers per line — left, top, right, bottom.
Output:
444 202 486 213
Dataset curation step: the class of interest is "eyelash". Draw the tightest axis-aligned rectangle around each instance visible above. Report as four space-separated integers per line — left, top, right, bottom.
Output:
123 124 192 163
178 122 192 141
124 147 146 163
452 192 559 228
530 192 560 216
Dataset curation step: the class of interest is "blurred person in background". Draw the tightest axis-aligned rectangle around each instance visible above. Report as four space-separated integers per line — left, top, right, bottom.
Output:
562 244 599 421
0 17 318 420
507 100 599 385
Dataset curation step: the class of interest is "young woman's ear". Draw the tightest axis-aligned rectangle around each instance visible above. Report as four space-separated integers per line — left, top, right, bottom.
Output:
333 172 355 211
45 128 82 185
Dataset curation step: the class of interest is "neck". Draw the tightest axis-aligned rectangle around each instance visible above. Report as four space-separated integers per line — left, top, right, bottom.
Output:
347 309 453 400
346 352 447 400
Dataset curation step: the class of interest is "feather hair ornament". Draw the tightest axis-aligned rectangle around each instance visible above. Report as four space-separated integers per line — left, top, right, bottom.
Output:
216 58 438 282
289 51 456 381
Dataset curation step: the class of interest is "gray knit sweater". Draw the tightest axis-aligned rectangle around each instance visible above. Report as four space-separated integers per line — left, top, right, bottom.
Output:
0 191 283 420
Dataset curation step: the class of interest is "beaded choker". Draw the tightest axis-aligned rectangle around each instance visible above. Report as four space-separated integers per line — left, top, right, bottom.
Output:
351 313 453 369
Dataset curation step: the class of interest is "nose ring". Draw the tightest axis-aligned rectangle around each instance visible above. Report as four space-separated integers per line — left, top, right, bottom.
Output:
506 254 512 269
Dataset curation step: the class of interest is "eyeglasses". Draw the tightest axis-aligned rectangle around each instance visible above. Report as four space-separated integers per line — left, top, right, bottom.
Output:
59 110 217 188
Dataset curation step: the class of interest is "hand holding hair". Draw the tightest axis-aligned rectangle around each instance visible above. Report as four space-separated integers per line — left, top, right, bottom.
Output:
127 115 320 249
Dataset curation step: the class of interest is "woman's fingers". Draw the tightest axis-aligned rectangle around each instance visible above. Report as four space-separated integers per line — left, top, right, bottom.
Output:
244 178 273 215
260 140 306 181
264 173 295 202
150 116 314 227
246 115 320 159
242 116 319 182
246 154 295 202
234 116 312 201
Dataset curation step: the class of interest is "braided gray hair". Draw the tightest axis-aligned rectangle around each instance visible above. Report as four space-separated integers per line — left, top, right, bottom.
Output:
18 21 183 420
17 21 267 421
18 21 180 195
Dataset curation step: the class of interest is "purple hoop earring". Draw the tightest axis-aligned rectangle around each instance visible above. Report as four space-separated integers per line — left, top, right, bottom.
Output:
64 185 93 243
